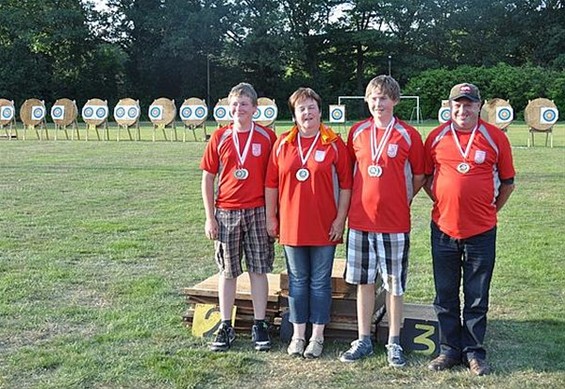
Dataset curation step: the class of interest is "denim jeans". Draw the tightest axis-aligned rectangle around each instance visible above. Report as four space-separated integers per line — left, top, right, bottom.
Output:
431 222 496 361
284 245 336 325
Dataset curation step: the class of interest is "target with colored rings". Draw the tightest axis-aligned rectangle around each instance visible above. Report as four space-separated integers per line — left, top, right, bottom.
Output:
180 107 192 120
32 106 45 120
496 107 513 123
328 105 345 123
149 106 163 119
115 107 126 118
253 109 261 120
96 107 107 119
215 106 227 119
263 107 276 119
331 109 343 121
540 107 558 124
83 106 94 118
1 106 14 120
194 106 206 119
51 106 64 119
127 107 139 119
439 107 451 123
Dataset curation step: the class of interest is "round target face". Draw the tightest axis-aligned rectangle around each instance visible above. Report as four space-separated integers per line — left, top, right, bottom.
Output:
264 107 276 119
115 107 126 118
215 106 227 119
83 106 94 118
51 106 64 119
96 107 107 119
194 106 206 119
331 109 343 121
541 108 557 123
496 107 512 122
1 107 14 120
439 107 451 123
149 106 162 119
127 107 139 119
180 106 192 120
253 109 261 120
32 106 45 120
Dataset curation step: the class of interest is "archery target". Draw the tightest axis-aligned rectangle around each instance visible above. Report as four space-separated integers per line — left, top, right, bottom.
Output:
114 106 126 119
149 105 164 121
82 105 95 119
495 106 513 124
32 105 46 120
329 105 345 123
180 105 208 121
540 107 558 125
253 108 261 120
95 106 108 120
114 105 139 120
180 106 192 120
253 105 277 122
214 105 231 121
1 106 14 120
51 105 65 120
438 107 451 123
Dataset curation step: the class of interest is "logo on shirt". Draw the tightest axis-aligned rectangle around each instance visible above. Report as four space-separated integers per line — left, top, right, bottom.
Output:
474 150 486 164
314 150 326 162
252 143 262 156
387 144 398 158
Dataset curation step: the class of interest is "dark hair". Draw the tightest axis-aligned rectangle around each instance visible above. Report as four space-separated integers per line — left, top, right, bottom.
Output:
288 87 322 116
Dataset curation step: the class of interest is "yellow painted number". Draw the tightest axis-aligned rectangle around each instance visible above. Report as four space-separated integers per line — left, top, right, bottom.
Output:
414 323 436 355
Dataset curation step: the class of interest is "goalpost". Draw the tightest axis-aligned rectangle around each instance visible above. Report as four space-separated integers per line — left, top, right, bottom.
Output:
337 95 422 124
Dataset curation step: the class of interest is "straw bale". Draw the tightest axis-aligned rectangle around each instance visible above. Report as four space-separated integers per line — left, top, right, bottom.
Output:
149 97 176 126
114 97 140 127
256 97 278 127
20 98 46 126
0 98 15 126
179 97 208 127
82 98 108 126
480 98 513 130
213 97 231 126
51 98 78 127
524 98 558 131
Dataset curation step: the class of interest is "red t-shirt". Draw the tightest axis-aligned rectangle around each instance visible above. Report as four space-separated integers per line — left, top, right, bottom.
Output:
347 117 425 233
265 131 352 246
424 119 516 239
200 123 276 209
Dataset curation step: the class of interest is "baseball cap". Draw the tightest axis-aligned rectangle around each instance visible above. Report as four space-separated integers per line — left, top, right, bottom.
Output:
449 83 481 102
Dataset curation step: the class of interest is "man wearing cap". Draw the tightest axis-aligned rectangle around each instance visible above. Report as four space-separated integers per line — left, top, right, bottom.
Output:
423 83 515 376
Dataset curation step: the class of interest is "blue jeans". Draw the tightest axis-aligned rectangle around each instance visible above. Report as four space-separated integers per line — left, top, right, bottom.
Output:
431 222 496 361
284 245 336 325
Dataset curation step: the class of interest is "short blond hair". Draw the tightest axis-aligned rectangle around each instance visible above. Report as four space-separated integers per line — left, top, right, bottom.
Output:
228 82 258 106
365 75 400 101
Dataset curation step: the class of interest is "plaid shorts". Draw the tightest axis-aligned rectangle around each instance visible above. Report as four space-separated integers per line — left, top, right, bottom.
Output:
214 206 275 278
345 228 409 296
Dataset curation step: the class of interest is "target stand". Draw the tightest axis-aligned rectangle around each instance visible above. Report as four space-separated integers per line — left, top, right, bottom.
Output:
149 98 177 141
20 99 48 140
524 98 558 148
179 98 208 141
82 99 109 141
114 98 141 141
51 98 79 140
0 99 17 140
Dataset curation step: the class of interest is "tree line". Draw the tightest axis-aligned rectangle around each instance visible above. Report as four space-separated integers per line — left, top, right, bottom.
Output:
1 0 563 120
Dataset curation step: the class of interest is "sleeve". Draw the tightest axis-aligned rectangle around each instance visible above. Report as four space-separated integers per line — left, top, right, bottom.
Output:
200 131 221 174
497 132 516 180
346 125 356 162
408 129 425 175
265 136 282 188
335 138 353 189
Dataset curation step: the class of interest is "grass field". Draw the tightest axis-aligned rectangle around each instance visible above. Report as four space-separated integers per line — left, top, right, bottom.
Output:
0 121 564 388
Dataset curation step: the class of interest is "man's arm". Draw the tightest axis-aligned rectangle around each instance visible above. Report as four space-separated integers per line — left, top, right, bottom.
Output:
201 170 218 240
496 181 515 212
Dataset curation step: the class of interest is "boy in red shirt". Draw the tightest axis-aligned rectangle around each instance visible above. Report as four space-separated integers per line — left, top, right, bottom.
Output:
200 83 276 352
340 75 425 366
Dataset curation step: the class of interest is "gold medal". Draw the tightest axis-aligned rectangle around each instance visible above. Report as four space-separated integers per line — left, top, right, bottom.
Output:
457 162 470 174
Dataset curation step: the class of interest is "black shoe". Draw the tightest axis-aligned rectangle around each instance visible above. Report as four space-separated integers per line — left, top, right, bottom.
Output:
427 354 461 371
468 357 490 376
251 321 271 351
210 323 235 352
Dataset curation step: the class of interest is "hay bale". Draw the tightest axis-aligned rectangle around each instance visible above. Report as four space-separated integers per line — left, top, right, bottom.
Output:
213 97 231 126
524 98 559 131
179 97 208 127
0 99 15 126
20 98 46 126
82 98 108 126
114 98 140 127
255 97 278 127
51 98 78 127
480 98 513 130
148 97 176 126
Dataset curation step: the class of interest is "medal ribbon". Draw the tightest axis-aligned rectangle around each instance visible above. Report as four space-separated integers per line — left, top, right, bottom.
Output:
232 122 255 168
450 123 478 162
297 131 321 167
370 117 395 164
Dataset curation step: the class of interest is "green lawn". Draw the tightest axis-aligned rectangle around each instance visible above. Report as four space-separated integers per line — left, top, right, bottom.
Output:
0 121 564 388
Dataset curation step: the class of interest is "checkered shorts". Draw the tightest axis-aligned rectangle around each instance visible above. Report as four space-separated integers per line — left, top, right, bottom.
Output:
345 228 409 295
214 206 275 278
